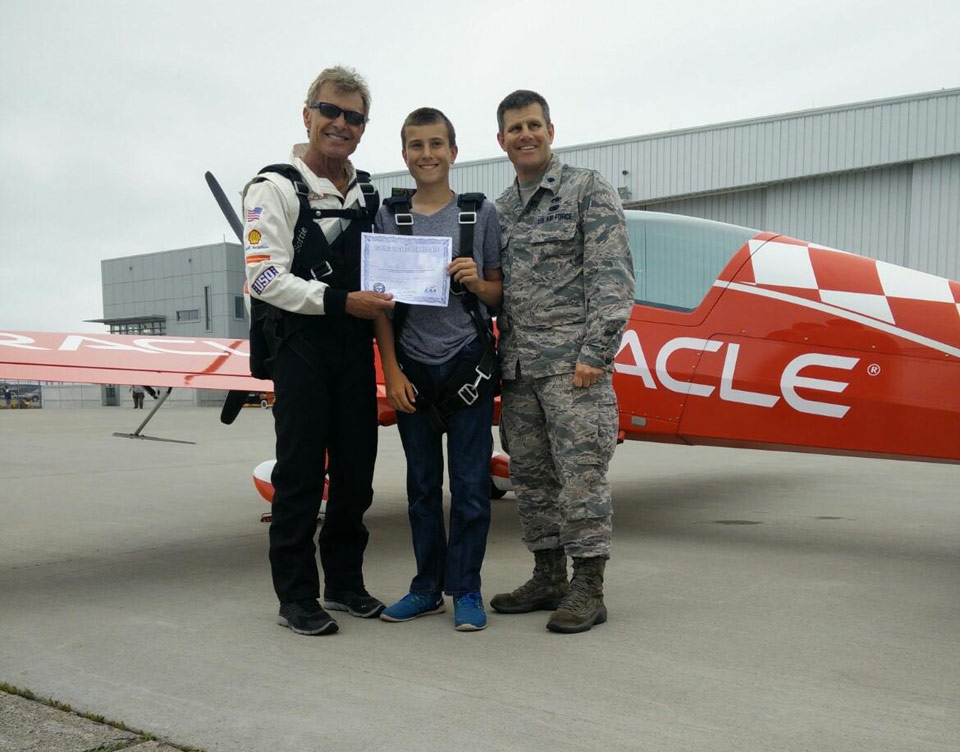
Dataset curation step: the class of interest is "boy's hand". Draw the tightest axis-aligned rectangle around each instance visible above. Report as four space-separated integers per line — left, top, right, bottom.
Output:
385 366 417 413
448 258 482 293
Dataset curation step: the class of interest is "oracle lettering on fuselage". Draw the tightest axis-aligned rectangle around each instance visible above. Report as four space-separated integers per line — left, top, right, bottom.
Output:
614 329 858 419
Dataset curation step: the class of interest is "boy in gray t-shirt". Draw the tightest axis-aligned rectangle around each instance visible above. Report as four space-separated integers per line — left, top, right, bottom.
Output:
373 108 502 631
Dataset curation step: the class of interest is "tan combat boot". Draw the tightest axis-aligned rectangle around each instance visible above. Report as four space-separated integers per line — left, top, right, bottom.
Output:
490 549 568 613
546 556 607 633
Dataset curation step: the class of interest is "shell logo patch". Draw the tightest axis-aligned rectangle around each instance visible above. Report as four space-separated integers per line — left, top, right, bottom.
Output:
247 229 262 245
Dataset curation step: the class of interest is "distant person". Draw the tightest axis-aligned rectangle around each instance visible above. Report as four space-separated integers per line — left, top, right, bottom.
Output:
242 66 393 636
374 108 502 631
3 387 10 409
490 90 634 633
130 385 146 409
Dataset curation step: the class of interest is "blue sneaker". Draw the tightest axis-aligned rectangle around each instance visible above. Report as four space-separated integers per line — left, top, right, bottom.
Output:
379 592 445 622
453 591 487 632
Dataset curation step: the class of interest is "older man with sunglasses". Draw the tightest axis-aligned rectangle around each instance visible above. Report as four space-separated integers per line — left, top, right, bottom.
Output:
242 66 394 636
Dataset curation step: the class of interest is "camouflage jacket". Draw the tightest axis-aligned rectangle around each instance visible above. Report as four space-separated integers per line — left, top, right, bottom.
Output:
496 155 634 379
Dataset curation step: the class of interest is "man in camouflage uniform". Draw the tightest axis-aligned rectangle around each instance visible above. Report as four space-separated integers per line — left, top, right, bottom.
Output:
490 90 634 633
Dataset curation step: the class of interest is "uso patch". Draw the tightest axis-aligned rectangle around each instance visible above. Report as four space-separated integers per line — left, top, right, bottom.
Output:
251 266 279 295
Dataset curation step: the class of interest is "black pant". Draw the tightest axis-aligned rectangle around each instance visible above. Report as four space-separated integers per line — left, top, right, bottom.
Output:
268 323 378 603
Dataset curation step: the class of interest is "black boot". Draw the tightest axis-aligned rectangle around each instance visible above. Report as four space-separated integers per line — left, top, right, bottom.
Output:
546 557 606 633
490 549 568 614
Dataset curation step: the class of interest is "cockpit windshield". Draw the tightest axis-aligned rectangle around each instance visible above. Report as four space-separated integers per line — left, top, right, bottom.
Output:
625 210 757 311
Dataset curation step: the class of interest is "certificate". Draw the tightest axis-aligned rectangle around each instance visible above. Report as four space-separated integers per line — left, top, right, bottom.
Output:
360 232 452 306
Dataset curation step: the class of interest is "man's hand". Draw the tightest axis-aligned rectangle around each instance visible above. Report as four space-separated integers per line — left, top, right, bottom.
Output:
572 362 603 388
345 291 395 319
448 257 482 293
385 366 417 414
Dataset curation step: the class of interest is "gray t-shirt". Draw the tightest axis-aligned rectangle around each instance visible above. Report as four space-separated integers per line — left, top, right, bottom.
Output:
374 195 501 364
518 176 540 207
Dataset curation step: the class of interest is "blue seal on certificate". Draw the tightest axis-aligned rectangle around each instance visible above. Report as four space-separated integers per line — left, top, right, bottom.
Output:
373 282 386 293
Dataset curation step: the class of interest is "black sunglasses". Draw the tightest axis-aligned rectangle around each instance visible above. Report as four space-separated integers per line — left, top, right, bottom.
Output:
309 102 367 126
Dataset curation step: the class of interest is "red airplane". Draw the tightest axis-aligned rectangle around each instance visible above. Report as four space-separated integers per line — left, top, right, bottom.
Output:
3 210 959 508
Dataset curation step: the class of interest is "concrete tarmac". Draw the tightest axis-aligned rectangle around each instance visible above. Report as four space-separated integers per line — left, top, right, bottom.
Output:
1 407 958 752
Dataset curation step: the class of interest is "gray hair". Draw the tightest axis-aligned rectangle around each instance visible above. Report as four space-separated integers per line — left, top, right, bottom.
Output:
496 89 550 132
305 65 371 117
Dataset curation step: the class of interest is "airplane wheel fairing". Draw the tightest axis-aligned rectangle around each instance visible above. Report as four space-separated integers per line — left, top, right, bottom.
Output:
490 450 512 497
253 459 276 503
253 459 330 504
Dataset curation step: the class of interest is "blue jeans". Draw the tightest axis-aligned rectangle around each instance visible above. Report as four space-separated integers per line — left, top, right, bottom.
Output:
396 339 493 596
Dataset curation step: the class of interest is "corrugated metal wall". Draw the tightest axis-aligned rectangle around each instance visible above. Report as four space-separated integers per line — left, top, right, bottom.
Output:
371 89 960 282
908 156 960 278
372 88 960 204
574 88 958 203
764 166 913 266
635 189 767 231
642 157 960 280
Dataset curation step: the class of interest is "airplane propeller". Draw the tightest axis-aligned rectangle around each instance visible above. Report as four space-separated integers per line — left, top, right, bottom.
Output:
205 171 254 426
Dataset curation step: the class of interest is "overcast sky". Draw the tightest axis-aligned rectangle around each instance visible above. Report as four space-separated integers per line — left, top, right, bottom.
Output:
2 0 958 332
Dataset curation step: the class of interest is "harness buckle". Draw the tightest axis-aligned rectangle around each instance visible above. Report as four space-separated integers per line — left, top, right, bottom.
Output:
456 363 491 406
457 383 479 406
395 213 414 227
292 180 310 197
359 183 376 196
310 261 333 279
474 363 492 382
458 211 477 225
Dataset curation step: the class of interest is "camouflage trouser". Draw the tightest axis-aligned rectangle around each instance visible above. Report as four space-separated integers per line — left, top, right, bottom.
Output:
500 371 618 559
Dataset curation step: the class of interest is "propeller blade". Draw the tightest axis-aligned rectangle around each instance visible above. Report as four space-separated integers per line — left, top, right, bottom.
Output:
205 171 244 242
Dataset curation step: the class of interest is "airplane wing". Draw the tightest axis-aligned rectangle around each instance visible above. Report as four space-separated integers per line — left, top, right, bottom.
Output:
0 331 269 392
0 330 402 427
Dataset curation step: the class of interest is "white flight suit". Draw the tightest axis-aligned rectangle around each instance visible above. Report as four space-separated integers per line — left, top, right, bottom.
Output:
242 143 369 315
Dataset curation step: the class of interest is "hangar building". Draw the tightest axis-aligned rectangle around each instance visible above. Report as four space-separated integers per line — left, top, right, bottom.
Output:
370 87 960 281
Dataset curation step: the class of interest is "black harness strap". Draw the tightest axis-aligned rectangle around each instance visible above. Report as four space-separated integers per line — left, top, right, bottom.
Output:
381 192 498 432
452 193 483 297
253 164 377 282
383 195 414 338
248 164 379 378
452 193 493 350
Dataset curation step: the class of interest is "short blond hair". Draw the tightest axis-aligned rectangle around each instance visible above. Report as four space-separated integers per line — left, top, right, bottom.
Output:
305 65 371 117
